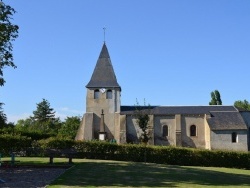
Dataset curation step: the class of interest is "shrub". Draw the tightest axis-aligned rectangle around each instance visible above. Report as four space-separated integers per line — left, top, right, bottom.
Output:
38 137 75 149
1 136 249 169
0 134 32 156
73 141 250 169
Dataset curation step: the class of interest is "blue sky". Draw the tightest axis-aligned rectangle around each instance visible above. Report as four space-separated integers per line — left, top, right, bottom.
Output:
2 0 250 123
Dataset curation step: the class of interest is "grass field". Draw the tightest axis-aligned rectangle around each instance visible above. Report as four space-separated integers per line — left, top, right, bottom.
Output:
2 157 250 187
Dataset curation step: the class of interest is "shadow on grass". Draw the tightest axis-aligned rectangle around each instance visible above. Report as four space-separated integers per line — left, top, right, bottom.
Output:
50 161 250 187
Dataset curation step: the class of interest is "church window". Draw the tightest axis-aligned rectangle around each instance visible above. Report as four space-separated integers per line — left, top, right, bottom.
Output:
190 125 197 136
162 125 169 137
94 90 99 99
107 90 112 99
232 132 238 143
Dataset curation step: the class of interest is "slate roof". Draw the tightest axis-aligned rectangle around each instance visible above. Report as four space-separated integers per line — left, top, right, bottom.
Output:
207 111 247 130
120 105 237 115
86 43 121 89
121 105 247 130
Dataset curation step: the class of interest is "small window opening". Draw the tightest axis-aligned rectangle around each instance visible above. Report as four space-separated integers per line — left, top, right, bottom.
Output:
162 125 168 137
232 132 237 143
190 125 197 136
94 90 99 99
107 90 112 99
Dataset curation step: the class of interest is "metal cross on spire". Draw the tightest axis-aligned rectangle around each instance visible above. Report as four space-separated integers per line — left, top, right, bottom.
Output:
103 27 106 43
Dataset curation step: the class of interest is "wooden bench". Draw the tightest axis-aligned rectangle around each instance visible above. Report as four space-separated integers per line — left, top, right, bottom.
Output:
46 148 77 164
0 153 20 167
0 160 20 167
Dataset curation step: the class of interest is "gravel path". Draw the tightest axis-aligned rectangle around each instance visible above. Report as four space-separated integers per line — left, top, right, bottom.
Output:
0 166 68 188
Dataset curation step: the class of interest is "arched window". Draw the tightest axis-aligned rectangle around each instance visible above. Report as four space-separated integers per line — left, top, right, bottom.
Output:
232 132 237 143
190 125 197 136
162 125 168 137
106 90 112 99
94 89 99 99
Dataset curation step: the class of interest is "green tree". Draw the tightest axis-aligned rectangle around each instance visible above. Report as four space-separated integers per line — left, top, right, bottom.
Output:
0 102 7 128
15 117 36 132
33 99 55 122
234 100 250 111
209 90 222 105
15 99 61 134
31 99 62 134
134 99 151 144
58 116 81 139
0 0 19 86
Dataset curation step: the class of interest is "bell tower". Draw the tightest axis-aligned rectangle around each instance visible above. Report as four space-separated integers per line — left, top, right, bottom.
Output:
76 42 121 141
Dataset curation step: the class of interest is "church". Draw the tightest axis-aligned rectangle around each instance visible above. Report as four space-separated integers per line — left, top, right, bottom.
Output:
76 42 250 152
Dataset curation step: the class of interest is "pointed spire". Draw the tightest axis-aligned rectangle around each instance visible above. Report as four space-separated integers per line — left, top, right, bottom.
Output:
86 43 121 89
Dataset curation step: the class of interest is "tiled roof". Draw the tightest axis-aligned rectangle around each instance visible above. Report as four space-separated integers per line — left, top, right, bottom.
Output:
121 105 247 130
86 43 121 89
207 111 247 130
120 105 237 115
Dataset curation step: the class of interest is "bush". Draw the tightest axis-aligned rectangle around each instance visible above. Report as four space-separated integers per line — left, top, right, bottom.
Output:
0 134 32 156
73 141 250 169
74 140 118 159
1 136 249 169
17 131 55 140
38 137 75 149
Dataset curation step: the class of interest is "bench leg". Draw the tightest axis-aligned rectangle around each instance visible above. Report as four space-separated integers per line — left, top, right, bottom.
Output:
68 157 72 164
49 156 54 164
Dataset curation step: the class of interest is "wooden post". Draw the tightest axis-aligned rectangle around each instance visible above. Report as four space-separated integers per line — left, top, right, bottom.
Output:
68 156 72 164
49 156 54 164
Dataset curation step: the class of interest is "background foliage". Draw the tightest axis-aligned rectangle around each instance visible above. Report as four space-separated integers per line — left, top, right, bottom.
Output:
0 0 19 86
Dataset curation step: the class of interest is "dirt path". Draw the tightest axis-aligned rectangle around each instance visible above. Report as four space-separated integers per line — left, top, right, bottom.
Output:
0 166 67 188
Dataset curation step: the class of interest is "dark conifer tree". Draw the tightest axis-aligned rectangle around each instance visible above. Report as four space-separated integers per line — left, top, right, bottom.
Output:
209 90 222 105
33 99 55 122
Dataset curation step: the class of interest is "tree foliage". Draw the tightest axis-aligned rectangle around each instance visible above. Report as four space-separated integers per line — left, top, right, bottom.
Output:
0 102 7 128
2 99 80 139
0 0 19 86
58 116 81 139
134 99 151 144
234 100 250 111
33 98 55 122
209 90 222 105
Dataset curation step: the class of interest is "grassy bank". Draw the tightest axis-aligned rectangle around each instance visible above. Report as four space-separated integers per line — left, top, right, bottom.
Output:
47 159 250 188
2 157 250 187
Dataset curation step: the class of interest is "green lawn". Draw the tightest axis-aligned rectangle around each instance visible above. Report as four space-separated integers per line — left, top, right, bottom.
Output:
48 159 250 188
2 157 250 187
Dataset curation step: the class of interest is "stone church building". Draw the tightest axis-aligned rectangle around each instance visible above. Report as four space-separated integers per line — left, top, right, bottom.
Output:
76 43 250 152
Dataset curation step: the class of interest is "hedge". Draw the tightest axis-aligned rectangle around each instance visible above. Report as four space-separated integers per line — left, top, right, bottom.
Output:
0 134 32 156
73 141 250 169
0 136 249 169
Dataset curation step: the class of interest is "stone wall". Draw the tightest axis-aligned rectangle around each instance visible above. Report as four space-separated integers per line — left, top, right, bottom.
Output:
85 88 121 140
75 112 94 141
126 115 141 143
181 115 206 149
210 130 248 151
154 115 176 146
238 112 250 151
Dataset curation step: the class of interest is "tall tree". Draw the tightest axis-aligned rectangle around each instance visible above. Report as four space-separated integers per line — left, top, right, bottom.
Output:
15 117 35 132
0 102 7 128
234 100 250 111
58 116 81 139
0 0 19 86
209 90 222 105
33 99 55 122
134 99 151 144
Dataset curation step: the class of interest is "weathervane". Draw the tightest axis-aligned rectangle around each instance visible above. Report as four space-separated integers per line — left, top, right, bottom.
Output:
103 27 106 42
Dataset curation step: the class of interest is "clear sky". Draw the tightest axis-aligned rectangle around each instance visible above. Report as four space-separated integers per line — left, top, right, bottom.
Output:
2 0 250 123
